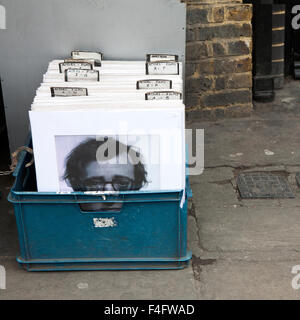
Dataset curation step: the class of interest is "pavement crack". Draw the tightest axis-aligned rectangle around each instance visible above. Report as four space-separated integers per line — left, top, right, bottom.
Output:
193 255 216 266
210 179 232 186
188 200 206 252
205 163 300 171
189 199 217 282
191 255 217 282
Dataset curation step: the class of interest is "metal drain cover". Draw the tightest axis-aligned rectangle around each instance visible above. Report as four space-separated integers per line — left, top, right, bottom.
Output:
237 172 295 199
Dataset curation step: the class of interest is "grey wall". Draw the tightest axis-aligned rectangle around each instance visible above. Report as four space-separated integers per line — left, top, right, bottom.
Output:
0 0 186 152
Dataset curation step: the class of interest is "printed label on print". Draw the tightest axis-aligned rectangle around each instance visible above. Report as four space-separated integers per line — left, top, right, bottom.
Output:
146 62 179 75
59 62 93 73
137 79 172 90
145 91 182 100
51 87 88 97
65 69 100 82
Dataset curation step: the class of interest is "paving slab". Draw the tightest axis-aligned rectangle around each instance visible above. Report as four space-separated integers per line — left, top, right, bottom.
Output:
198 260 300 300
0 258 198 300
187 113 300 169
195 205 300 254
191 176 239 211
190 165 300 254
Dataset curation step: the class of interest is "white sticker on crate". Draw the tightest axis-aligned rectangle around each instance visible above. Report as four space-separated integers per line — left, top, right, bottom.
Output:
93 218 117 228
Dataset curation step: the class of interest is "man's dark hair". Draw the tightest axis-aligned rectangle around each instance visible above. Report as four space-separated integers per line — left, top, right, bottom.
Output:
63 137 148 191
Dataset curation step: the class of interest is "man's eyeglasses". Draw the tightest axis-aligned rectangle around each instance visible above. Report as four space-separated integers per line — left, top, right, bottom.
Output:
80 176 134 191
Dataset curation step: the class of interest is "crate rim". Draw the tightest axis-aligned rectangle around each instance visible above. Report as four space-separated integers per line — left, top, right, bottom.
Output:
17 252 193 265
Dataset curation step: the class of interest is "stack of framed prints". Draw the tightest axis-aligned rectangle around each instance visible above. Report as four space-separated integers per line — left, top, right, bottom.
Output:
29 51 186 194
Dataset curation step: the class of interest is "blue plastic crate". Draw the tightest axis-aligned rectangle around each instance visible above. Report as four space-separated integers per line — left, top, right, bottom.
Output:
8 148 192 271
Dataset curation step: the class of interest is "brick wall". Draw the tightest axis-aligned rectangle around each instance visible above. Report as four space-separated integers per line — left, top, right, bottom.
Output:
184 0 253 119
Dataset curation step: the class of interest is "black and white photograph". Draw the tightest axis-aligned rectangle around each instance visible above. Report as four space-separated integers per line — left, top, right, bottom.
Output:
55 134 161 193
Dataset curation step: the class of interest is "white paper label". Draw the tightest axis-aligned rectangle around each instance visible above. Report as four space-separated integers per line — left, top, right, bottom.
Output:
147 54 178 62
65 69 100 82
71 51 102 66
146 91 182 100
137 79 172 90
51 87 88 97
59 62 93 73
146 62 179 75
93 218 117 228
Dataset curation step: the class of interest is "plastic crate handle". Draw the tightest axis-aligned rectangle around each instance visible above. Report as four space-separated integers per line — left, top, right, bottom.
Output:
78 202 124 214
74 193 125 214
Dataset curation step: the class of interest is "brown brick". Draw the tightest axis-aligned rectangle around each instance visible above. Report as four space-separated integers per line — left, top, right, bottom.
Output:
186 104 253 121
213 59 235 74
213 42 227 56
214 107 226 118
196 60 214 75
185 93 200 109
186 28 195 42
228 40 251 56
214 57 252 74
227 73 252 89
211 7 225 23
186 76 213 93
196 57 252 75
215 73 252 90
186 42 210 60
187 7 209 25
225 5 252 21
186 63 196 77
195 23 251 41
215 77 226 90
200 90 252 107
235 57 252 73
